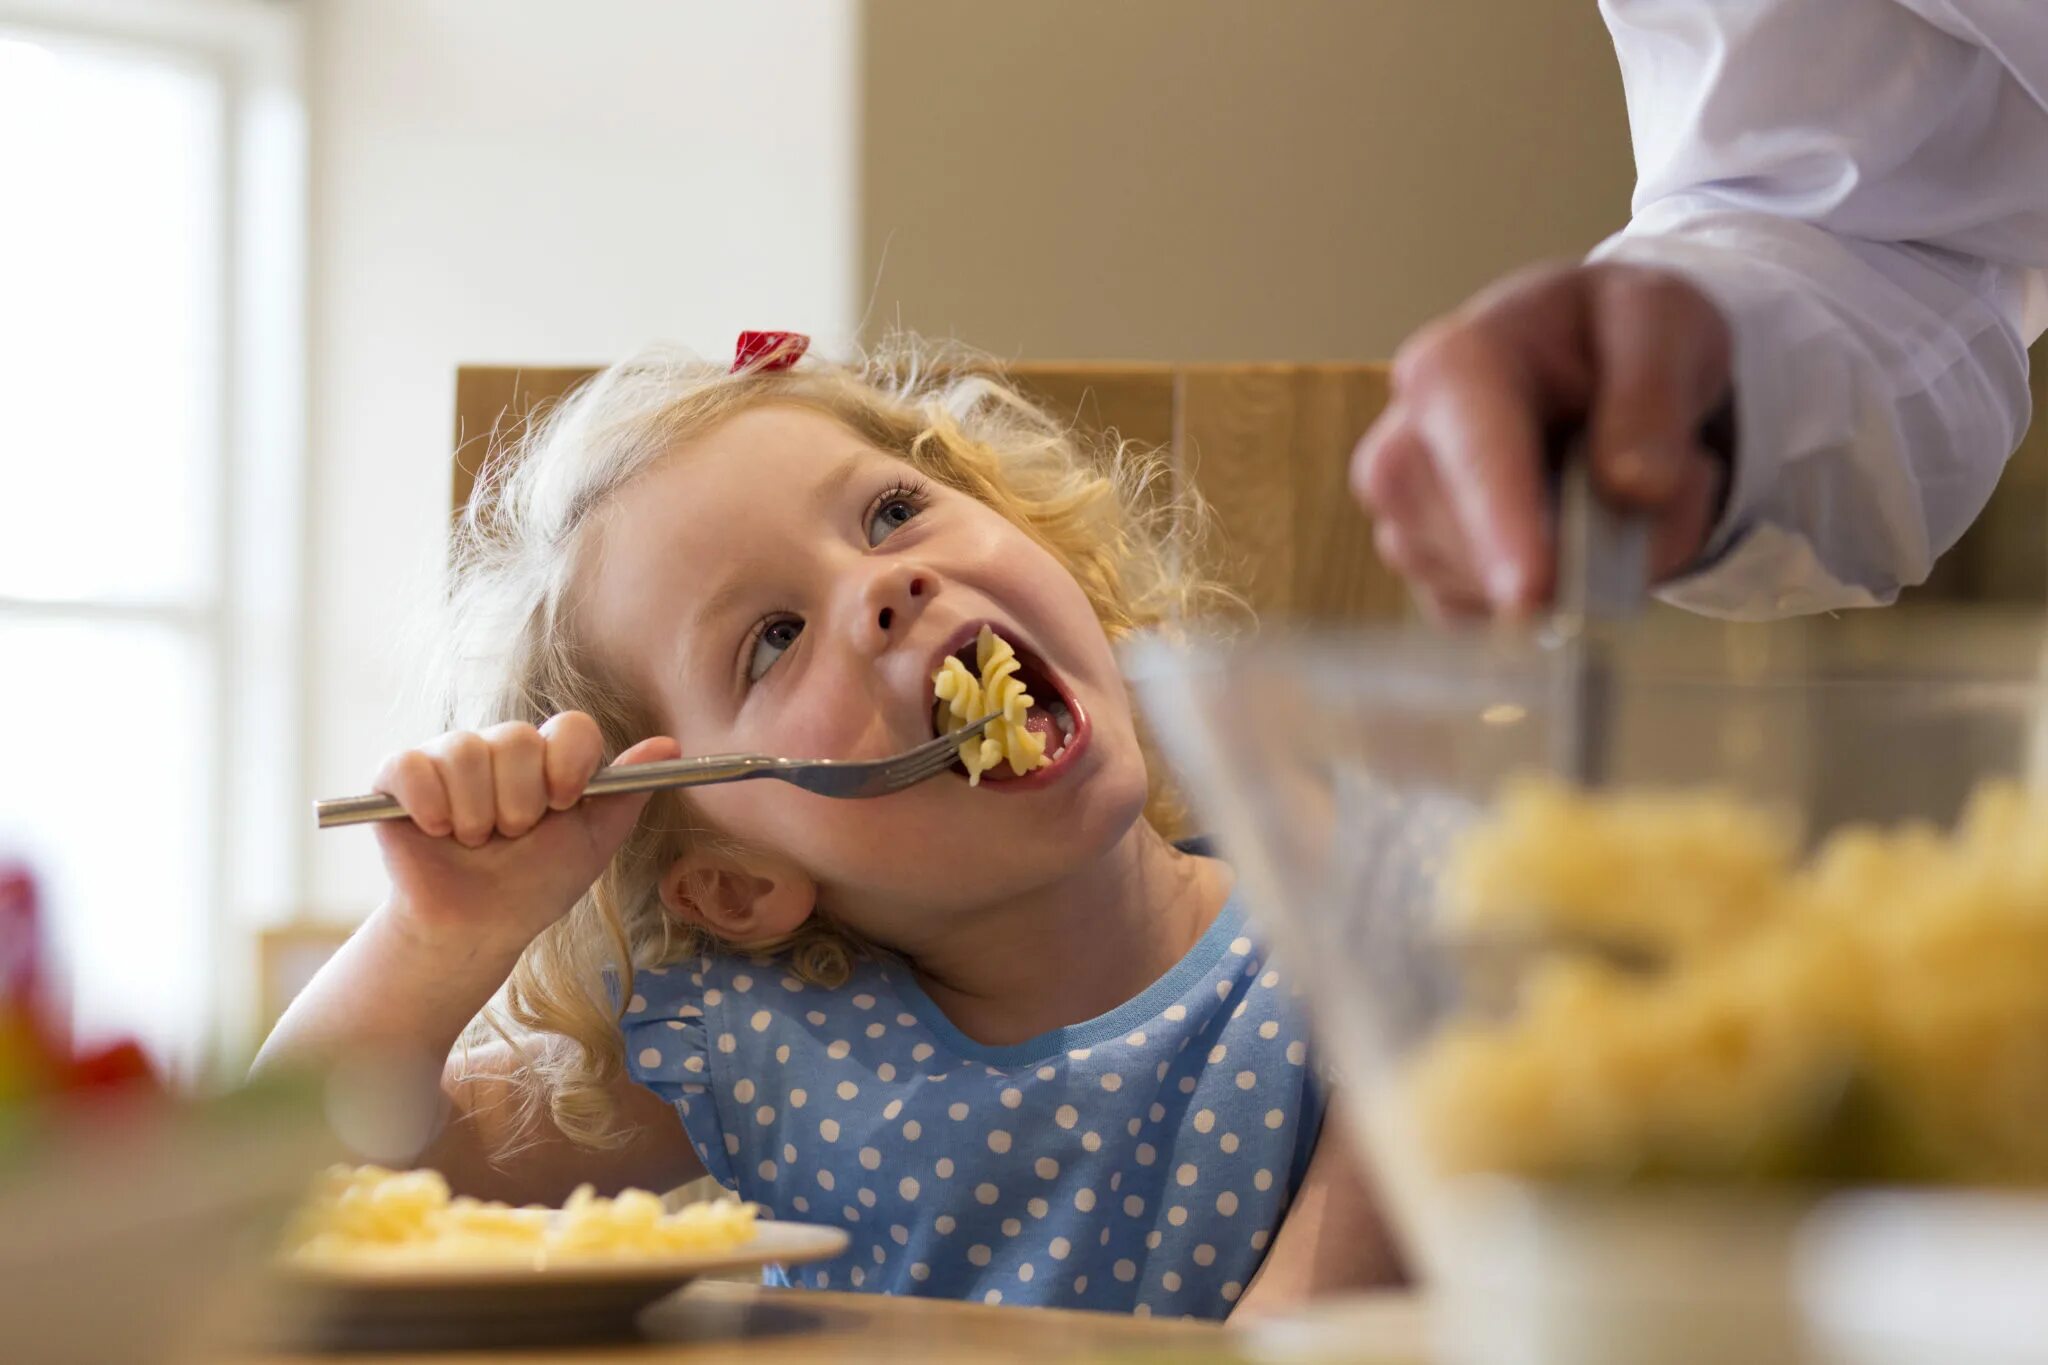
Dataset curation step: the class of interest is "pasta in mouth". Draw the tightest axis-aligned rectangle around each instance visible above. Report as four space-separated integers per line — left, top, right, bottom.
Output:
931 626 1074 785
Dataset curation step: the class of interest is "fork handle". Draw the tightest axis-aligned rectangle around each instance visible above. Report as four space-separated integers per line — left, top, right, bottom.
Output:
314 754 778 829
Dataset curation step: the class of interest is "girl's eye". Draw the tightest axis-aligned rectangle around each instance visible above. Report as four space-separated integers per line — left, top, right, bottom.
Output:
865 492 923 546
747 615 803 682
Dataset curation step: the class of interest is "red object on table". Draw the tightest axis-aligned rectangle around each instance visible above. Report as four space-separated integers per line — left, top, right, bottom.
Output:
0 864 43 1006
0 859 159 1101
64 1040 158 1094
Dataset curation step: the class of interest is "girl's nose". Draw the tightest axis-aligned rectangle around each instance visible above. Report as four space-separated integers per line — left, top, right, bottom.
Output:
850 562 937 656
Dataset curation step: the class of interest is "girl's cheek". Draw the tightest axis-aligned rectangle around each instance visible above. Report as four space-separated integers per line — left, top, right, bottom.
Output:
692 778 881 850
726 659 891 760
705 786 940 898
777 689 898 761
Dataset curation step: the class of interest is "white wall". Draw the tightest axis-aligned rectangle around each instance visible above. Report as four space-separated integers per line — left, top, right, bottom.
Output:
302 0 860 912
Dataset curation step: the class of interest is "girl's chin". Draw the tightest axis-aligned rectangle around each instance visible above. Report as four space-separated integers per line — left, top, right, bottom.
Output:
998 757 1153 854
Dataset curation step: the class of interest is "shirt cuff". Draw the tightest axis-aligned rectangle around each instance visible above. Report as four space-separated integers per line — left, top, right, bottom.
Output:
1589 224 1869 618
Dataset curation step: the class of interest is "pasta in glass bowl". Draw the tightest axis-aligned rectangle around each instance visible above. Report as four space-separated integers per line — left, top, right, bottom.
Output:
1128 616 2048 1365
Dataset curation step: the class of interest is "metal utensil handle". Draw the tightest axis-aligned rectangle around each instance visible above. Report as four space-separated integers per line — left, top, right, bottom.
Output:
314 754 778 829
1555 455 1650 629
1550 447 1650 787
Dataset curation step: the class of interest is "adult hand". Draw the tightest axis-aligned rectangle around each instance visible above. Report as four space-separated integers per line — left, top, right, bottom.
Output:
1351 261 1734 619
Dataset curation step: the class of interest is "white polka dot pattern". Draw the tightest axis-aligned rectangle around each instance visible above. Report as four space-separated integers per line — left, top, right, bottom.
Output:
616 868 1322 1321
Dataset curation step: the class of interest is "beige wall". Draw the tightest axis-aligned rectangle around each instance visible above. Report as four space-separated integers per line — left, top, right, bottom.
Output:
860 1 1636 361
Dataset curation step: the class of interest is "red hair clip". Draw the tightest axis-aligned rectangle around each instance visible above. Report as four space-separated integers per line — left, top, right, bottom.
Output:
732 330 810 374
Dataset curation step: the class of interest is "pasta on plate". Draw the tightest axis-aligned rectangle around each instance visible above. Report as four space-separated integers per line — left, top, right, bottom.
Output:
283 1165 758 1268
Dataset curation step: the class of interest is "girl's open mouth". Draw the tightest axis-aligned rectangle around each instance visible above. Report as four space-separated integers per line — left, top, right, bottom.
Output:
930 630 1091 788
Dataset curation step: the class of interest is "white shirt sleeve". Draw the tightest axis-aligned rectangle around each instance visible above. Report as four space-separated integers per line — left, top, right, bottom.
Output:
1589 0 2048 619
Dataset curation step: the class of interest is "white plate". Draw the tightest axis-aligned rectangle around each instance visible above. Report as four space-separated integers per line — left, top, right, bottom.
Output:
277 1219 849 1349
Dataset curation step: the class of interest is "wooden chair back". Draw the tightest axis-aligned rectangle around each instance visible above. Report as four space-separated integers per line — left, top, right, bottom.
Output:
453 362 1408 622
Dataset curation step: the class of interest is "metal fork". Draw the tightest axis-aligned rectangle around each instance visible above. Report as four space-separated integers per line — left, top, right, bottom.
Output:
314 716 994 829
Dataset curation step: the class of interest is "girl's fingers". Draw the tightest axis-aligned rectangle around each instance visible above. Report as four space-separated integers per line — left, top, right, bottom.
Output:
539 711 605 810
425 730 496 847
483 722 548 838
387 715 678 853
372 748 453 838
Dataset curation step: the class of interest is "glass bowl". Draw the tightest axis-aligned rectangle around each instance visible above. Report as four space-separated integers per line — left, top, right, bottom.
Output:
1127 616 2048 1363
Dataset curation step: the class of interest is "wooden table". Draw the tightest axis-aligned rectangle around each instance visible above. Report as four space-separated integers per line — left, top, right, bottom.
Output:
245 1281 1430 1364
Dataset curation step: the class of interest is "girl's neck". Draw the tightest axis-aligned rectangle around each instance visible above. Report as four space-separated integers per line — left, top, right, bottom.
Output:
900 822 1234 1048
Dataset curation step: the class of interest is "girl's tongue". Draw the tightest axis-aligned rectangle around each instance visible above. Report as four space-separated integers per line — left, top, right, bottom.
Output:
1024 709 1058 746
981 695 1071 782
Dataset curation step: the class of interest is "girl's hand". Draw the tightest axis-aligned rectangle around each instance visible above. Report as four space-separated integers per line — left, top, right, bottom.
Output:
368 712 681 956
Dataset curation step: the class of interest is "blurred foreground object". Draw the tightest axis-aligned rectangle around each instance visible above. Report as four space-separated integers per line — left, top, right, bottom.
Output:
1419 779 2048 1185
1129 616 2048 1365
0 859 329 1364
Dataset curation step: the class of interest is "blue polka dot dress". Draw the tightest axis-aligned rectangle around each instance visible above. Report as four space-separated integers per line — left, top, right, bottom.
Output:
620 851 1326 1320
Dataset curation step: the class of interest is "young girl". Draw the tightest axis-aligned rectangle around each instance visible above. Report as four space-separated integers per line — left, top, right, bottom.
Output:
258 333 1397 1318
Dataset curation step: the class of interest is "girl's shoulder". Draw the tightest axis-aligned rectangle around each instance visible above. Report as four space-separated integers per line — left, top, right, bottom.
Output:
622 950 902 1030
620 949 909 1096
618 951 909 1191
622 950 751 1017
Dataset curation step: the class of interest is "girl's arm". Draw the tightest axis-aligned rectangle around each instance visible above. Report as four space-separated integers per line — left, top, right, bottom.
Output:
257 903 705 1205
426 1039 705 1206
1231 1108 1405 1320
254 714 701 1205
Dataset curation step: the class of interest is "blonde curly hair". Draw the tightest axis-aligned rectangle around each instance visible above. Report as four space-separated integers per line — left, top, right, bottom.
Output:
439 337 1240 1150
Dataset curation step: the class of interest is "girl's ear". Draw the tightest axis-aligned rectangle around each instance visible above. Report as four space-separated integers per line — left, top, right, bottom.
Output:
658 844 816 944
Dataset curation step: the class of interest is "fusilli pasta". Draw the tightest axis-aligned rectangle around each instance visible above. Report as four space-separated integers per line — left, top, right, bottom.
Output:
931 626 1049 785
284 1165 758 1267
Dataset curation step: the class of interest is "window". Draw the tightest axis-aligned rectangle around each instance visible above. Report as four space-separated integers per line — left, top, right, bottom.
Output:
0 2 303 1074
